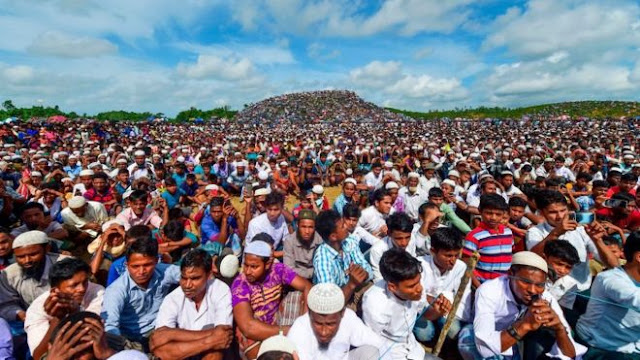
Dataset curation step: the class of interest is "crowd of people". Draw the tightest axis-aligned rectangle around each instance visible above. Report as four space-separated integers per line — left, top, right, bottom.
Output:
0 99 639 360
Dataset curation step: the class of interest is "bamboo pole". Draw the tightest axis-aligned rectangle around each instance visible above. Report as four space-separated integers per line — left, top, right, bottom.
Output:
432 251 479 357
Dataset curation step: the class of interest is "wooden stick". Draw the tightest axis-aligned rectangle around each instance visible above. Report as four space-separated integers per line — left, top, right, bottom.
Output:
432 251 479 357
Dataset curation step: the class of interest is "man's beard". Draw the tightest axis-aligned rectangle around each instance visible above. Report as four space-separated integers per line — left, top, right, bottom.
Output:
23 261 45 280
318 342 330 351
25 223 39 230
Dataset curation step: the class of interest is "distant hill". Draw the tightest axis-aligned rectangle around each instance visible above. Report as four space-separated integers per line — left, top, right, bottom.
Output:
387 100 640 120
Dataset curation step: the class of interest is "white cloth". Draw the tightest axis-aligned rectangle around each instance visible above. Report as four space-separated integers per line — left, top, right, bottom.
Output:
526 222 599 308
554 167 576 183
60 201 108 238
287 309 384 360
245 213 289 250
546 275 579 309
357 206 388 237
155 279 232 330
350 226 381 246
364 171 383 190
362 281 426 360
24 282 104 353
411 223 431 252
398 187 429 221
419 255 472 322
419 175 440 193
369 237 418 281
473 276 586 359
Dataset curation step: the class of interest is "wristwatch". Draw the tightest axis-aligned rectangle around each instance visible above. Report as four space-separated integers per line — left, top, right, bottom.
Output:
506 324 523 341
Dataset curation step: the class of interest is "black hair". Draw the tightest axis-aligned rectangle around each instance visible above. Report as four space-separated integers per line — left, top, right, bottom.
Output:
386 212 414 234
621 173 638 183
342 203 361 219
0 226 9 235
379 248 423 284
521 164 533 173
543 240 580 266
418 202 439 218
509 196 528 208
164 220 185 241
257 351 295 360
19 202 45 216
129 189 148 202
612 192 635 203
41 182 60 191
50 312 102 344
371 188 389 203
371 162 382 169
50 258 91 288
544 177 562 188
168 207 185 220
126 236 158 260
602 235 622 247
210 196 225 208
252 232 275 245
180 248 212 273
430 227 463 251
479 193 508 212
315 210 341 240
534 189 567 210
264 192 284 207
93 172 109 181
126 225 151 242
118 168 129 175
428 187 444 198
592 180 609 189
555 156 565 163
164 177 177 186
623 231 640 261
186 173 196 180
576 172 592 182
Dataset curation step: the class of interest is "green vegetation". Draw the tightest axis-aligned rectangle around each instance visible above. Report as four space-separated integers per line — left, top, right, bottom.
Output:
174 106 237 122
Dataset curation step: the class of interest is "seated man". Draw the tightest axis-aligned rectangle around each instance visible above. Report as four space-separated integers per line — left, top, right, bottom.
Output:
357 188 393 239
0 231 68 322
25 258 104 360
288 282 384 360
363 249 445 360
151 249 233 360
411 202 444 253
10 203 68 245
115 190 167 230
61 196 108 242
231 240 311 359
342 203 381 246
0 318 13 360
369 212 419 281
543 240 580 309
83 172 117 214
576 231 640 359
458 251 586 360
416 227 472 342
199 196 244 253
313 210 373 306
101 237 180 351
245 192 292 257
283 209 323 280
0 228 13 270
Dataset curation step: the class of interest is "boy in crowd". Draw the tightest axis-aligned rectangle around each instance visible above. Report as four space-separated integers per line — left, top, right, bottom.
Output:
505 196 533 253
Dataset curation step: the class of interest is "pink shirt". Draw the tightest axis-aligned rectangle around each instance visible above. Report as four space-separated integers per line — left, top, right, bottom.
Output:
116 207 163 230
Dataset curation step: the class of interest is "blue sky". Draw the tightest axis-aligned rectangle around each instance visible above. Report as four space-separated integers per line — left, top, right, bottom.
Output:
1 0 639 116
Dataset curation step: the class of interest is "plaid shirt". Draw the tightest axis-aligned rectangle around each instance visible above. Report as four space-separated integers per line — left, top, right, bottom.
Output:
312 235 372 287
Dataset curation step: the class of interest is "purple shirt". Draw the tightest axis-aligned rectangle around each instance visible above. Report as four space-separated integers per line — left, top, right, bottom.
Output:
231 262 296 325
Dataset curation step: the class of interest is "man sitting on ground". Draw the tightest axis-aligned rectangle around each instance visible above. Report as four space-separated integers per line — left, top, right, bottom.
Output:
283 209 323 280
369 212 419 281
61 196 108 242
151 249 233 360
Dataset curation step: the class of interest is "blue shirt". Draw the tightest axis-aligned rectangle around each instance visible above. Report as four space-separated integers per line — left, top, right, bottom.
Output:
63 164 82 179
312 235 373 287
576 267 640 354
101 263 181 340
575 195 595 212
161 189 184 209
332 193 351 216
200 206 238 245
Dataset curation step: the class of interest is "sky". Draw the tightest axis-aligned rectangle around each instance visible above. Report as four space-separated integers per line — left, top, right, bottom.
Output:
1 0 640 116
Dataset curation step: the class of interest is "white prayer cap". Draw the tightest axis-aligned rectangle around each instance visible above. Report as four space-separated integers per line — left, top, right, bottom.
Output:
254 188 271 196
13 230 48 249
61 177 73 183
116 158 127 164
442 179 457 188
345 168 353 175
407 172 420 179
448 170 460 178
511 251 548 273
344 177 357 185
204 184 219 191
501 170 514 176
307 283 345 315
623 154 635 160
176 156 185 163
279 161 288 167
219 254 240 278
312 184 325 195
30 171 42 177
68 196 87 209
257 334 297 357
101 219 125 232
244 240 272 258
513 158 522 164
79 170 94 177
384 161 393 168
258 171 269 180
88 162 101 169
385 181 399 190
134 150 145 157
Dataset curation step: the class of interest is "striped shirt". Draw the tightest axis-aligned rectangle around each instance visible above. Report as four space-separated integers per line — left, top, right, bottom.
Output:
312 235 373 287
462 222 513 282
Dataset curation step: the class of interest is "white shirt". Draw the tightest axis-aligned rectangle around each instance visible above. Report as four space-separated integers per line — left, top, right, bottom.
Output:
504 185 523 197
546 275 579 309
155 279 232 330
535 166 549 178
369 237 418 281
526 222 599 308
362 281 427 360
357 206 388 236
245 213 289 249
287 309 384 360
60 201 108 238
127 162 155 181
554 166 576 182
364 171 383 190
419 175 440 193
419 255 472 322
411 223 431 252
398 187 429 221
351 225 381 246
25 282 104 353
473 276 586 359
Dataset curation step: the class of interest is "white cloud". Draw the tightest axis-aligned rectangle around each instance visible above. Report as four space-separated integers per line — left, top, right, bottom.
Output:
2 65 35 84
174 42 296 65
27 31 117 58
176 55 258 81
484 0 640 58
306 43 341 60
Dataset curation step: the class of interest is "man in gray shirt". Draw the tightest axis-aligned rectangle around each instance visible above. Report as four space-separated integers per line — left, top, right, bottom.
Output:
283 209 323 280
